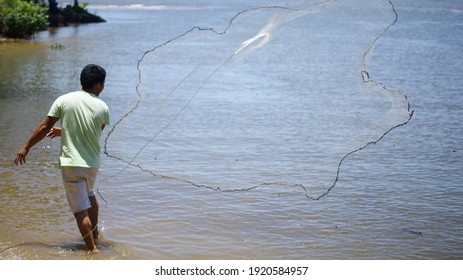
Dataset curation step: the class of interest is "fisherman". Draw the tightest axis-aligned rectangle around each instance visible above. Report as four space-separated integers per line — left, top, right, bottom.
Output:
14 64 110 253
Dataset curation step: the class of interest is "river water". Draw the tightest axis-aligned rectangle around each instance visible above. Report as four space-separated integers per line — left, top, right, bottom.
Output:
0 0 462 260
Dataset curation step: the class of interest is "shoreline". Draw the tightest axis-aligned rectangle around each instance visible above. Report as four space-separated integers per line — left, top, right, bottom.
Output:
0 36 15 43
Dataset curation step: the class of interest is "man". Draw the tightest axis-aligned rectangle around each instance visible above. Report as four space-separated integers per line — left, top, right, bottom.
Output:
14 64 110 253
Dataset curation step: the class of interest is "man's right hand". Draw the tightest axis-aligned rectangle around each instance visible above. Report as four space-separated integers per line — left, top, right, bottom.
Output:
14 147 29 165
14 116 59 166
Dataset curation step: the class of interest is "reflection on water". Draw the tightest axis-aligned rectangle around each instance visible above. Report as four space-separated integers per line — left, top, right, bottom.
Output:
1 0 462 259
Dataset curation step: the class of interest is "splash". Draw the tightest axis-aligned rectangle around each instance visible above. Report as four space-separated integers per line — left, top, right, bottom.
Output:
234 8 315 56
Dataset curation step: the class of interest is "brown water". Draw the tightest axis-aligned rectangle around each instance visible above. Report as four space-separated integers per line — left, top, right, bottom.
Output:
1 0 462 260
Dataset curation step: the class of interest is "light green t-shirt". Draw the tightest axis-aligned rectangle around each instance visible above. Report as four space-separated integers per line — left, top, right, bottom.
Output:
48 91 110 168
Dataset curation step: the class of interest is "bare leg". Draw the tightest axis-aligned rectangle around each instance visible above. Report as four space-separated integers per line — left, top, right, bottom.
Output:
74 209 100 253
88 195 99 240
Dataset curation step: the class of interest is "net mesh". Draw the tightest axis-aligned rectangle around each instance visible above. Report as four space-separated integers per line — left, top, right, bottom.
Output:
104 0 412 199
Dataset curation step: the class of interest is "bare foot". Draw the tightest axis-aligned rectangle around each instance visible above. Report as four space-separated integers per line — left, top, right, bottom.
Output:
90 248 101 254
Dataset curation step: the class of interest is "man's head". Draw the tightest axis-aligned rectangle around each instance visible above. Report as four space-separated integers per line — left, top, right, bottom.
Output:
80 64 106 95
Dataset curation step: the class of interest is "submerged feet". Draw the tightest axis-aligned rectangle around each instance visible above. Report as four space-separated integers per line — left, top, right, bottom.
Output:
88 227 101 253
90 247 101 254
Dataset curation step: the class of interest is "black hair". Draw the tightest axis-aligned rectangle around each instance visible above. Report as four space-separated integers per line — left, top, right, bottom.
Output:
80 64 106 90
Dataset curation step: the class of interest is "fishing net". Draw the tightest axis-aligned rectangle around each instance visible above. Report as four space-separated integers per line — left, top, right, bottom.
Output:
104 0 412 199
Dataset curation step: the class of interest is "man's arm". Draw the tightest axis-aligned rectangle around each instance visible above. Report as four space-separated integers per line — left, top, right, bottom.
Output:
14 116 59 165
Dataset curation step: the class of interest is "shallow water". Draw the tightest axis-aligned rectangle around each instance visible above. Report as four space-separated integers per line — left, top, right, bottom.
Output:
1 0 462 259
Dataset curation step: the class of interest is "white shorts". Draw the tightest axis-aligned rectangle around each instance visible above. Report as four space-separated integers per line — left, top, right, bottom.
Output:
61 166 98 213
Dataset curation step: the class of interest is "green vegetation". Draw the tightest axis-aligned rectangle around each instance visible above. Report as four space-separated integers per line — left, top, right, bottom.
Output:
1 0 104 39
50 43 65 49
0 0 48 38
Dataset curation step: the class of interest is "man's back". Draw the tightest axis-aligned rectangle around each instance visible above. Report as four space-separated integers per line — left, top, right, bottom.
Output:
48 90 110 168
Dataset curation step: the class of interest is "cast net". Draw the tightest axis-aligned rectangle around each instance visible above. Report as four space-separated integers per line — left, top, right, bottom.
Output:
104 0 412 200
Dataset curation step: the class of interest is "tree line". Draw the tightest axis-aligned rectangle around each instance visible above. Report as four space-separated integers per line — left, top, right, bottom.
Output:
0 0 104 38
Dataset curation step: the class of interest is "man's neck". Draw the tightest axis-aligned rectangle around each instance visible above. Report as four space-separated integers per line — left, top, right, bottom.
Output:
82 89 99 96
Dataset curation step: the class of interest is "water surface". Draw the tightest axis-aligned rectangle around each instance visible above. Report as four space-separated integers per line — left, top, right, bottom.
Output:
0 0 462 259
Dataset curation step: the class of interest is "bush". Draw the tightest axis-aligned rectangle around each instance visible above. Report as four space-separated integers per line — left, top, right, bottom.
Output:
2 1 48 38
0 0 17 10
0 0 18 33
